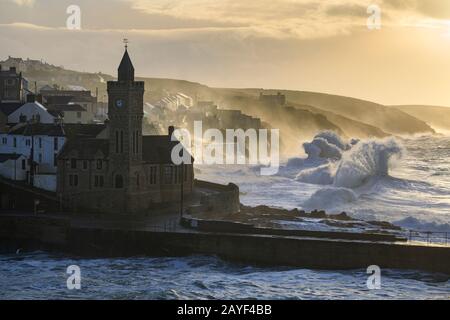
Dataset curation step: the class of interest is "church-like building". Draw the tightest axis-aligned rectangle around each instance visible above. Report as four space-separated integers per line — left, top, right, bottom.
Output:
56 48 194 214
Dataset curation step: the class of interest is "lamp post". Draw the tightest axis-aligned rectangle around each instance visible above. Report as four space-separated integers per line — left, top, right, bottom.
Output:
180 149 184 219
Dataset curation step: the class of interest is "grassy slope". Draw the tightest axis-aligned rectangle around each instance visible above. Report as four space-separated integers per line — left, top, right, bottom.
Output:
10 59 436 139
392 105 450 133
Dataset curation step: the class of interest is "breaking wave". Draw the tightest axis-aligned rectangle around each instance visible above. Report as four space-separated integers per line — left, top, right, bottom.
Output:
289 132 405 210
303 187 358 210
294 133 404 189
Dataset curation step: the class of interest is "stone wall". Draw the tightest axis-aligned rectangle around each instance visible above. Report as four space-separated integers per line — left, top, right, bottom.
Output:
192 180 240 215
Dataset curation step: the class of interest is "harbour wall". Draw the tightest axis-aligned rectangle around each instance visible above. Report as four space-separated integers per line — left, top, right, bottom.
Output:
0 215 449 274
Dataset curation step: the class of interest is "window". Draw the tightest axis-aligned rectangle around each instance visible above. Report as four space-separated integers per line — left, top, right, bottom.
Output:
19 114 27 123
164 166 173 184
96 160 103 170
13 137 16 148
6 79 15 86
71 159 77 169
136 131 139 154
69 174 79 187
26 139 31 147
115 174 124 189
83 160 88 170
39 138 42 149
54 138 58 151
149 166 157 185
120 131 124 153
2 137 7 145
22 159 26 170
115 131 119 153
94 175 104 188
53 154 58 167
77 112 82 119
38 154 42 163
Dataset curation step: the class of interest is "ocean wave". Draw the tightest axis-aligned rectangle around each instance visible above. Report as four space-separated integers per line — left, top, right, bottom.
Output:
394 217 450 233
303 187 358 210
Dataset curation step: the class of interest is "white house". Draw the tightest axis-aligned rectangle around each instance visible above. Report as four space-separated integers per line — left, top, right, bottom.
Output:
8 101 56 124
0 153 29 181
0 123 66 175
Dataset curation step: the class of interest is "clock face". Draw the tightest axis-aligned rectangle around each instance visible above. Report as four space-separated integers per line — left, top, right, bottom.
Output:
115 99 125 108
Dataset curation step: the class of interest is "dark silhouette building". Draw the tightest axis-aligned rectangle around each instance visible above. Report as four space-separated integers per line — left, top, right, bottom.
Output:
0 66 28 103
57 48 194 214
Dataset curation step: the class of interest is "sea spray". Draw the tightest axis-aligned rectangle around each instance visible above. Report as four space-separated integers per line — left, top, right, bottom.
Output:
303 187 358 210
298 133 405 210
334 138 404 188
295 133 404 189
302 131 349 161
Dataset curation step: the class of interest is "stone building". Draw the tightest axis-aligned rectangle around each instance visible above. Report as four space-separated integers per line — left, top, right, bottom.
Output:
0 65 29 103
56 48 194 214
259 92 286 107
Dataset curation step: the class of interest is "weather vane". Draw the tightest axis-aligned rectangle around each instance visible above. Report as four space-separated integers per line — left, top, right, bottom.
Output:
123 38 129 50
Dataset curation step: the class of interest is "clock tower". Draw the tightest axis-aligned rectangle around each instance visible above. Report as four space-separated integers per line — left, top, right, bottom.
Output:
107 45 145 190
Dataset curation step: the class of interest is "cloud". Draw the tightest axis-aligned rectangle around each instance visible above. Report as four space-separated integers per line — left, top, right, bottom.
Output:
10 0 35 6
123 0 372 39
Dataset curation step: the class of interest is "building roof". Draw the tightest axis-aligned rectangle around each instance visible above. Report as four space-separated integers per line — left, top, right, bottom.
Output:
58 138 109 160
8 123 65 136
0 102 24 116
118 49 135 82
0 153 23 163
47 104 86 112
44 95 74 105
57 133 193 164
142 135 193 164
62 123 106 139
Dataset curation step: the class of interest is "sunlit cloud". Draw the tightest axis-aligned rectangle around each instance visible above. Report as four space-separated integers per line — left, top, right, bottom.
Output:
9 0 35 7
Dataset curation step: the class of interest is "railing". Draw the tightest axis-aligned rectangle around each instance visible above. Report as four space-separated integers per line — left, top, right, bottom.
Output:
144 218 180 233
407 230 449 245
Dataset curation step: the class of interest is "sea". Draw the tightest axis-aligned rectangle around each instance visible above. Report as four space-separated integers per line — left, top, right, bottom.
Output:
0 134 449 300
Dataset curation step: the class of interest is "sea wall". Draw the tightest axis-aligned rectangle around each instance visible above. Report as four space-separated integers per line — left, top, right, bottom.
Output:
193 180 240 215
1 215 449 274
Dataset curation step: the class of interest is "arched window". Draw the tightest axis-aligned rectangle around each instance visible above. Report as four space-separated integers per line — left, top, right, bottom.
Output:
115 174 124 189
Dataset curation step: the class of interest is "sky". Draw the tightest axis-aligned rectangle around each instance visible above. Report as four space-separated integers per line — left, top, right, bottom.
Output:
1 0 450 106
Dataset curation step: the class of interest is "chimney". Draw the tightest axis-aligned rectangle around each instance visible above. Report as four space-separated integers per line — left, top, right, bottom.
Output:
36 94 43 104
168 126 175 139
26 94 36 103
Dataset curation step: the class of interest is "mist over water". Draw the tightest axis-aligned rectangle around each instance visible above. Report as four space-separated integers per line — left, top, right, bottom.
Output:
198 133 450 232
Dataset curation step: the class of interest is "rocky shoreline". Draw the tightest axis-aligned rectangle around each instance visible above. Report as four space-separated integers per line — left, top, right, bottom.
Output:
192 204 403 234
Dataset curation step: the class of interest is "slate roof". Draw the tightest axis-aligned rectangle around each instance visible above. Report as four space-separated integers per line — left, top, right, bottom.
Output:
118 49 135 82
8 123 65 136
0 102 24 116
47 104 86 112
0 153 23 163
142 135 193 164
62 123 106 139
58 138 109 160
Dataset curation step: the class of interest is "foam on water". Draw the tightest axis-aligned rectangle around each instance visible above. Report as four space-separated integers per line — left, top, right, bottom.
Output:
198 134 450 233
